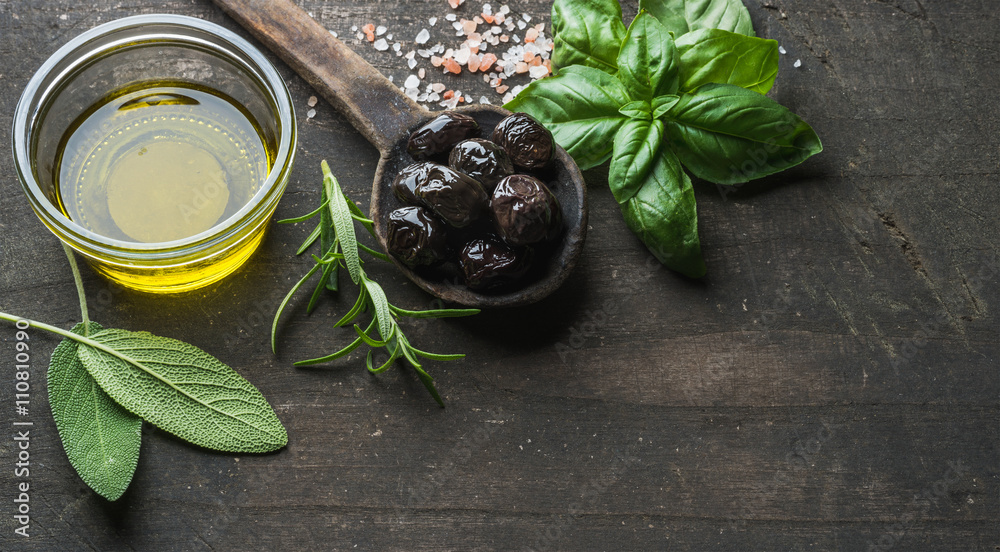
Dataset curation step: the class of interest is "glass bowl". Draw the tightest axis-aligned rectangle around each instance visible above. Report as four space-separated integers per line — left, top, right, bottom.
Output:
12 14 296 293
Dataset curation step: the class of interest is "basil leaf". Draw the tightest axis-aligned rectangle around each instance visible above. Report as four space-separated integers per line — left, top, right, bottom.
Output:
676 28 779 94
619 100 652 120
652 95 681 119
620 146 706 278
609 118 664 203
665 83 823 184
551 0 627 73
76 328 288 453
642 0 755 37
506 65 629 170
49 322 141 501
617 11 679 100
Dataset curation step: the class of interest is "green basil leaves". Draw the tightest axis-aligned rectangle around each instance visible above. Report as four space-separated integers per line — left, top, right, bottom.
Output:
506 0 822 277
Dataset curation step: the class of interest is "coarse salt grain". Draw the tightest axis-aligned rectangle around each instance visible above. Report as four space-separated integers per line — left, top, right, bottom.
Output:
376 25 387 36
419 68 426 78
374 38 389 51
330 30 338 38
307 96 318 107
408 57 417 69
779 45 787 54
404 74 421 88
351 25 358 32
445 13 457 22
416 28 431 44
528 65 548 79
794 58 802 67
306 108 316 119
429 17 438 26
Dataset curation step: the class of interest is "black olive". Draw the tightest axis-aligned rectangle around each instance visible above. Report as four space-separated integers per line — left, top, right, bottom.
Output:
392 162 436 205
407 111 480 160
490 174 563 246
416 165 489 228
459 235 532 290
385 206 449 268
448 138 514 190
490 112 554 170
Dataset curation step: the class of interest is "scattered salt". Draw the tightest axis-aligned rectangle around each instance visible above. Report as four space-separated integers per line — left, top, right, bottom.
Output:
429 17 438 26
408 57 417 69
373 38 389 51
307 96 318 107
418 68 426 79
794 58 802 68
416 28 431 44
517 20 526 30
445 13 457 22
528 65 548 79
330 30 338 38
778 45 787 54
306 108 316 119
351 25 358 32
376 25 387 36
404 74 421 88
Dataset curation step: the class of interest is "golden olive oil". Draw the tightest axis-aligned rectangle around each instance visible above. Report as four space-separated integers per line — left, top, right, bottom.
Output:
55 82 273 244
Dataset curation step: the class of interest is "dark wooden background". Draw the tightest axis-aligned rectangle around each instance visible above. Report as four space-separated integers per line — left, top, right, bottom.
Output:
1 1 997 550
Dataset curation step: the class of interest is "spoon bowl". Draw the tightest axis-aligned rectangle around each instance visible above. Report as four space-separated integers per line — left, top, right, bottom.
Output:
214 0 587 307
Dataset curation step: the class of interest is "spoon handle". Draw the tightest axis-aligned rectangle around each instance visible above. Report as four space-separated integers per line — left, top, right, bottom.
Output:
213 0 430 154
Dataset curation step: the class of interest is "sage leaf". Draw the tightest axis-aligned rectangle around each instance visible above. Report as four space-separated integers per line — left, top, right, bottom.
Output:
666 83 823 184
551 0 626 73
676 28 779 94
49 322 141 501
505 65 629 170
641 0 755 37
652 95 681 119
619 100 653 120
76 329 288 453
620 146 706 277
609 118 665 203
617 11 679 101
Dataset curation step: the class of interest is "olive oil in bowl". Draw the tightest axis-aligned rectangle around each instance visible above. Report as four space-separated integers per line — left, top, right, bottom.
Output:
56 83 272 244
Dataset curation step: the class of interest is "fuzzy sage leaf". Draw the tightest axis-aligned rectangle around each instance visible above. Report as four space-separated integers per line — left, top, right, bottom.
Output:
75 329 288 453
49 322 141 501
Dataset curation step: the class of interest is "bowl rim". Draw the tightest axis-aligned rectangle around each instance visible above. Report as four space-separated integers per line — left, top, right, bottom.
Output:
11 13 296 261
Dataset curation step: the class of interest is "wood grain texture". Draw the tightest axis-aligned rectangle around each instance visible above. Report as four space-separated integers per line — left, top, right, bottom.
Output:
0 1 997 550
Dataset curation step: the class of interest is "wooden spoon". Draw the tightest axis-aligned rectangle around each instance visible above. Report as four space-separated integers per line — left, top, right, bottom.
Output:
213 0 587 307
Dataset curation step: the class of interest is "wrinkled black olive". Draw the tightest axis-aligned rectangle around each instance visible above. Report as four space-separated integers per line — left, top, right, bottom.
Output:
385 206 449 268
407 112 480 160
392 162 436 205
491 112 554 170
416 165 489 228
490 174 563 246
459 235 532 290
448 138 514 190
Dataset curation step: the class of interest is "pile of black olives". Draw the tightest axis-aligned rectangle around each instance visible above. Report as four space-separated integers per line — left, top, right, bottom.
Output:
386 111 563 292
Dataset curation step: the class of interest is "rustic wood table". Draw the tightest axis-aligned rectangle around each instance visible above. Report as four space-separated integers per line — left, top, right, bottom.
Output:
1 1 997 550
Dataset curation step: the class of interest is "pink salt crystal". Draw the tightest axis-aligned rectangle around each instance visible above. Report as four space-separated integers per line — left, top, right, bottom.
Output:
495 84 509 94
467 53 481 72
462 19 478 35
479 53 498 69
431 56 444 67
443 58 463 74
515 62 529 74
524 27 539 42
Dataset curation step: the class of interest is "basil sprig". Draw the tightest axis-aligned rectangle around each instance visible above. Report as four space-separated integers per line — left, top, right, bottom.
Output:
507 0 822 277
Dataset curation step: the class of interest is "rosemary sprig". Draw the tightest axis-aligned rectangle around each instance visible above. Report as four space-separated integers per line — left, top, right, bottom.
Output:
273 160 478 406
